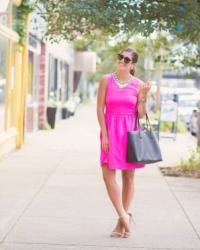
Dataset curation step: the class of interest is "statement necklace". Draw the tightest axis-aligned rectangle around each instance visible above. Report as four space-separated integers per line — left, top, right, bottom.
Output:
113 72 132 88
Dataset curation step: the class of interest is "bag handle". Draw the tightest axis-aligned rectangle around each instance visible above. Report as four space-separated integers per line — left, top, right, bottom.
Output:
134 111 152 132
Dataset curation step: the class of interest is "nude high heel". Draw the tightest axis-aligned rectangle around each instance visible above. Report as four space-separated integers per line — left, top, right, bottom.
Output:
118 213 131 238
110 218 124 237
119 212 135 238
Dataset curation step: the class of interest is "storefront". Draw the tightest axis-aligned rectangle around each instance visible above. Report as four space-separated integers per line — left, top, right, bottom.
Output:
48 55 70 104
47 42 74 120
0 0 20 156
26 34 41 132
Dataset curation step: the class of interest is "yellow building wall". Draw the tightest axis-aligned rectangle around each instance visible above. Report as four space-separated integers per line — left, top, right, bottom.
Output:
0 0 28 157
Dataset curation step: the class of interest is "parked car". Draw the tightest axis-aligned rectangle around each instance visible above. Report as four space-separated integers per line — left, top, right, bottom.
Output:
178 95 199 129
161 87 200 102
0 78 6 103
190 109 198 136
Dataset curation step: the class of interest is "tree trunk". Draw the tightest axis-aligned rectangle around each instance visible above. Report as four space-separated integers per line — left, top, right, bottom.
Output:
156 62 162 111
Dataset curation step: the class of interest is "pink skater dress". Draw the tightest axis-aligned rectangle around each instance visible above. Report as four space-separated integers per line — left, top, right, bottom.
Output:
100 73 145 170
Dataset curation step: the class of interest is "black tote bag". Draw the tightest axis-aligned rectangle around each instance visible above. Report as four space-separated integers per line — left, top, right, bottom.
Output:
126 112 162 164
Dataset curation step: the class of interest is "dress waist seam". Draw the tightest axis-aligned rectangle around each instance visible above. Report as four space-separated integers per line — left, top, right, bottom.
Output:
105 111 136 115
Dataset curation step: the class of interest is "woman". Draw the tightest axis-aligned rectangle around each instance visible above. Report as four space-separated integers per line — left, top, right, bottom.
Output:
96 48 151 238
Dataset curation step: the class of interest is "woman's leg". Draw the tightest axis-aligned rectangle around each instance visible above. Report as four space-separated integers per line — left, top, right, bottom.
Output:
101 165 133 236
101 164 126 217
121 169 135 212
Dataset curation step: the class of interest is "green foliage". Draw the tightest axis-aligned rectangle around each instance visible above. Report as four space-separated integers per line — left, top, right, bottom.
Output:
42 122 51 130
81 98 90 105
73 38 91 51
176 147 200 176
149 111 187 133
37 0 200 70
160 119 187 133
40 0 200 44
13 0 35 46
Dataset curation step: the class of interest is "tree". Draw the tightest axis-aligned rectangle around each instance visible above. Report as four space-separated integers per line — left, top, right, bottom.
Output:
37 0 200 70
39 0 200 44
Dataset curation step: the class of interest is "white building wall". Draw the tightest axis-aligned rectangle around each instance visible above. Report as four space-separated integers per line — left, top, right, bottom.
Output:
46 41 75 99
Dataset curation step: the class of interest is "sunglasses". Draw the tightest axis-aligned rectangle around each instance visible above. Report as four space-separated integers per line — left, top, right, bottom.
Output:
117 53 132 64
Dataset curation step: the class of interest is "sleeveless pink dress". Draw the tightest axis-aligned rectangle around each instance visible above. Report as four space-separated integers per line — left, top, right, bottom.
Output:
100 73 145 170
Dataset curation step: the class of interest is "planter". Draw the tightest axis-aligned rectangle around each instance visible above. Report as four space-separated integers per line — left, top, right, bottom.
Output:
61 107 70 119
47 107 57 129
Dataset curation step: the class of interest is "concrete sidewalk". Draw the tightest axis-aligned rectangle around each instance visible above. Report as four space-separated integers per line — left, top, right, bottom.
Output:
0 101 200 250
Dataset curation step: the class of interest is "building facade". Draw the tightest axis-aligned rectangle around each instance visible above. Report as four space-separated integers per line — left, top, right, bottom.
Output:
0 0 21 156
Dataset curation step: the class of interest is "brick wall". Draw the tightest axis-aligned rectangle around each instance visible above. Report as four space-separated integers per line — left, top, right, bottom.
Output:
38 42 47 129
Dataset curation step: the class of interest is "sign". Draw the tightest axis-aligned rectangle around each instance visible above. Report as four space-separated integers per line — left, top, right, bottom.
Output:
160 100 178 122
29 34 41 54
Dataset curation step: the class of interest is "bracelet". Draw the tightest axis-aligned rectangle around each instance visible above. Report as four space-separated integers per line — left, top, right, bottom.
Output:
139 97 146 103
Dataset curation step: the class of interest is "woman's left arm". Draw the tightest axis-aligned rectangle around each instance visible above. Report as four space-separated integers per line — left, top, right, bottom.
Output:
137 81 151 119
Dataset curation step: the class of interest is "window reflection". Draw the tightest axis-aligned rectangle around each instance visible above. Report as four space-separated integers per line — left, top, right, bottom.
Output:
0 36 16 132
0 36 7 132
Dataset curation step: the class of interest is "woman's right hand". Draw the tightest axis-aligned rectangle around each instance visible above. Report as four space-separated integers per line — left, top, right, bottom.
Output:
102 134 109 153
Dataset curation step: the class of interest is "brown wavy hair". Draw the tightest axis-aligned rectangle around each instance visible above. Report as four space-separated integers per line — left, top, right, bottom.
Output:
120 48 138 76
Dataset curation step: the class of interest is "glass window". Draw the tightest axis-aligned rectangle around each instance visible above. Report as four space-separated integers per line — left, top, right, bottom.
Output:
59 61 69 104
0 36 8 132
64 62 69 101
0 2 9 27
28 51 39 103
0 35 16 132
48 55 58 100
